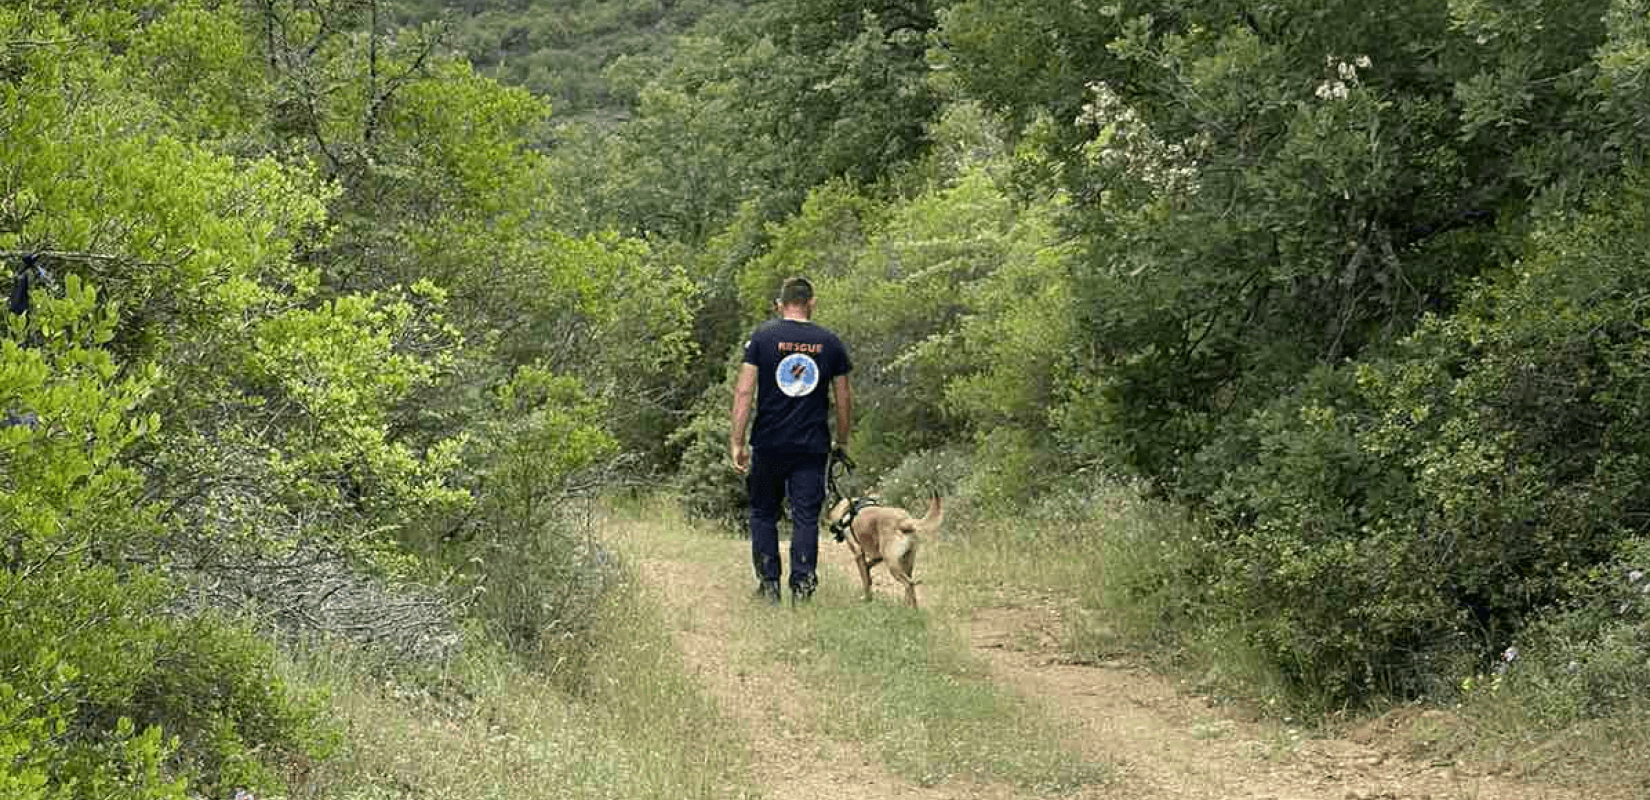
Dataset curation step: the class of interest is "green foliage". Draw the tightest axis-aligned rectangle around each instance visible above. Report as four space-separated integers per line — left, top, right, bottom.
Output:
1203 369 1468 704
668 363 751 528
1173 171 1650 709
1476 536 1650 727
0 679 185 800
545 0 945 245
736 0 943 190
862 445 968 512
0 277 156 548
0 569 183 800
116 0 267 142
735 181 883 314
0 564 331 797
5 0 660 791
393 0 743 120
436 366 620 666
129 614 337 794
561 33 777 242
898 0 1650 712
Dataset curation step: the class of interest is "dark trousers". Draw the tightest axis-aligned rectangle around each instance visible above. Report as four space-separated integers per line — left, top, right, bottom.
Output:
747 450 827 590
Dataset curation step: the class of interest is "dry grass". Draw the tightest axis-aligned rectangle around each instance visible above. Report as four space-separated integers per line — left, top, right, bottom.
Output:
287 564 755 800
608 497 1113 794
766 594 1111 792
936 479 1650 795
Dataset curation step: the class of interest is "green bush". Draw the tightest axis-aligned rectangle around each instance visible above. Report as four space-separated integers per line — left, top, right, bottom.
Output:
0 678 184 800
124 614 337 795
668 367 750 530
1195 368 1468 705
1174 173 1650 710
862 445 969 511
0 565 332 797
459 518 622 682
1481 537 1650 726
432 367 625 673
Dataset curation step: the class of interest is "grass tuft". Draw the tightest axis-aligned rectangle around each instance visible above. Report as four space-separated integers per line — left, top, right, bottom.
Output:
290 562 754 800
768 587 1110 792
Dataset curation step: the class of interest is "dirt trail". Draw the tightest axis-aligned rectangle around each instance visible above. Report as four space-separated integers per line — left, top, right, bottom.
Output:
616 526 1021 800
969 603 1605 800
608 513 1624 800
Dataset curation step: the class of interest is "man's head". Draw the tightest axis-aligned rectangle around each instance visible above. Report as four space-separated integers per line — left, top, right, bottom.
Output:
776 276 816 317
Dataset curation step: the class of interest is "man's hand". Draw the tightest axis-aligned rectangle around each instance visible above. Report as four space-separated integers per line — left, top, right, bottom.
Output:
830 444 853 471
729 363 757 475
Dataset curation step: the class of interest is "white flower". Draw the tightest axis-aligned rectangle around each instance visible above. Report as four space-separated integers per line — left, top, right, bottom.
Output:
1355 55 1372 69
1338 61 1357 81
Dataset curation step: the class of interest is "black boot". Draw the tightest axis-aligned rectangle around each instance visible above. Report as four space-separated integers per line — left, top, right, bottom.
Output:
790 574 817 607
754 579 781 605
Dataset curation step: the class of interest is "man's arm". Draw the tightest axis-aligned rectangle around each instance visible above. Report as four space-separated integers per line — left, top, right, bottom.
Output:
832 374 853 448
729 363 758 473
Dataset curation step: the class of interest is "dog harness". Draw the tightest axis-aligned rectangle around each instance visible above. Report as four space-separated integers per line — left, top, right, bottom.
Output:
829 496 880 542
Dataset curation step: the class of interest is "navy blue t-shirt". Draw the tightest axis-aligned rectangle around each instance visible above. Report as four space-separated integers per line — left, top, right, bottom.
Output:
743 319 852 454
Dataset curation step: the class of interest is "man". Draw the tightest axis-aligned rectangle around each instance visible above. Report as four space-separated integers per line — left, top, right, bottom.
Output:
729 276 853 606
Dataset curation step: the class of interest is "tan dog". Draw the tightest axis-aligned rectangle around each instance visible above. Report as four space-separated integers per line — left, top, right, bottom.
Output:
827 494 944 607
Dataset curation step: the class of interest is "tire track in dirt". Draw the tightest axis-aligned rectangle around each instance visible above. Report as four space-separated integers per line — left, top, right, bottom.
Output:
611 510 1633 800
610 515 1028 800
959 595 1635 800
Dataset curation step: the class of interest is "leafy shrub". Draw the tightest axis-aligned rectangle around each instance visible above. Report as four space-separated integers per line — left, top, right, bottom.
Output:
856 444 969 511
1178 173 1650 710
124 614 336 795
0 677 184 800
0 565 332 797
1195 368 1467 705
460 516 622 683
1055 480 1229 662
1481 537 1650 726
435 367 624 671
955 427 1068 515
668 368 750 530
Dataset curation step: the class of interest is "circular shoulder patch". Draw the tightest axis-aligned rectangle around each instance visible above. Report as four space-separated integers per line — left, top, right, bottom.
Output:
775 353 821 397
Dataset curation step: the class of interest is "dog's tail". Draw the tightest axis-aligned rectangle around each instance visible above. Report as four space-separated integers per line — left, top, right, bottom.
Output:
899 494 944 538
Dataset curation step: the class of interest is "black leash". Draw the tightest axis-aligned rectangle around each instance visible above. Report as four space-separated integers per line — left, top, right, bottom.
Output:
826 447 876 542
826 446 855 502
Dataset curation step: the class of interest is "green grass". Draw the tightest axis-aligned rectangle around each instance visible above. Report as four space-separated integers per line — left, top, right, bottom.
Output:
271 480 1647 799
606 495 1112 794
935 485 1293 712
938 478 1650 793
767 597 1110 793
1445 659 1650 790
288 566 755 800
935 484 1201 658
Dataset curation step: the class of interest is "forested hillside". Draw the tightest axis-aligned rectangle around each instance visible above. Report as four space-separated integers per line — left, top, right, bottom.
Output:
390 0 749 120
3 0 1648 796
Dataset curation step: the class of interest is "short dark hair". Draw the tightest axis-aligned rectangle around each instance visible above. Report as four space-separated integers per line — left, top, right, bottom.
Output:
778 276 814 306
